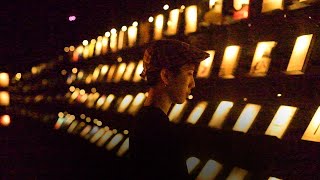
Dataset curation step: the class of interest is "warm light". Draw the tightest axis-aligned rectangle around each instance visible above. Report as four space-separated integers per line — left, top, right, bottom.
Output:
92 66 101 82
101 94 115 111
96 130 113 147
234 0 250 11
96 95 106 109
133 60 143 82
68 15 76 21
219 45 240 79
127 93 146 115
197 159 223 180
72 68 78 74
148 16 154 23
168 101 188 123
209 101 234 128
64 47 69 52
105 31 111 37
117 95 134 113
117 57 122 62
82 40 89 46
84 126 99 139
277 93 282 97
69 46 75 51
262 0 284 12
250 41 277 76
185 5 197 35
67 120 78 133
0 73 9 87
286 34 313 74
54 117 65 129
101 36 109 54
0 91 10 106
180 5 185 10
265 105 298 139
0 115 11 126
154 14 164 40
15 73 21 81
226 167 248 180
106 64 117 83
186 157 200 174
128 25 138 47
122 62 136 81
117 137 129 157
80 125 92 137
209 0 218 8
302 107 320 142
106 133 124 150
233 104 261 133
197 50 215 78
100 65 109 78
58 112 64 118
110 29 118 52
31 67 37 75
95 37 103 56
90 128 105 143
166 9 180 36
132 21 138 27
118 29 125 50
121 26 127 31
114 63 127 83
188 95 193 100
186 101 208 124
268 177 282 180
163 4 169 10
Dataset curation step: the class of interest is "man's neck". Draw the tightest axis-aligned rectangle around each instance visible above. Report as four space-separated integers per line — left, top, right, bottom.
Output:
144 87 172 115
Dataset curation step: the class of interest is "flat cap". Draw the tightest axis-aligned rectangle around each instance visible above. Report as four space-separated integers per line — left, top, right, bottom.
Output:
140 39 210 79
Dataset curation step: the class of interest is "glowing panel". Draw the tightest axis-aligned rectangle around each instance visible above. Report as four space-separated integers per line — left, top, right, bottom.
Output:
127 93 146 115
90 128 105 143
85 126 99 139
117 95 134 113
166 9 180 36
128 26 138 47
302 107 320 142
226 167 248 180
114 63 127 83
286 34 313 74
110 30 118 52
80 125 92 137
106 133 124 150
95 37 102 56
88 40 96 58
96 95 106 109
154 14 164 40
118 30 125 50
209 101 234 129
233 104 261 133
168 101 188 123
116 137 129 157
101 94 115 111
96 130 114 147
0 73 9 87
262 0 284 13
73 45 83 62
197 50 215 78
197 159 223 180
186 101 208 124
268 177 282 180
99 65 109 81
250 41 277 76
185 5 197 35
265 105 298 139
92 65 101 82
234 0 250 11
186 157 200 174
219 46 240 79
0 91 10 106
133 60 143 82
106 64 117 83
101 36 109 55
83 45 90 59
0 115 11 126
122 62 136 81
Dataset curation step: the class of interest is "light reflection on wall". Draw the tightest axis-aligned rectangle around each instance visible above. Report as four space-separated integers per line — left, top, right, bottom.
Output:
209 101 234 128
286 34 313 74
219 46 240 79
197 159 223 180
233 104 261 133
186 101 208 124
302 106 320 142
168 101 188 123
185 5 198 35
265 105 298 139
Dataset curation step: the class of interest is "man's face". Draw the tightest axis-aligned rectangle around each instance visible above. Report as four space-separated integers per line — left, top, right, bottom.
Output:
167 63 196 104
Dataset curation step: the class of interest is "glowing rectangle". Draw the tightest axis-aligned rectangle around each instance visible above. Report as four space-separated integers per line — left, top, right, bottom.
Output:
106 64 117 83
88 40 96 58
154 14 164 40
101 94 115 111
128 25 137 47
166 9 180 36
186 157 200 174
250 41 277 76
95 37 102 56
113 63 127 83
85 126 99 139
106 133 124 150
133 60 143 82
0 73 9 87
96 95 106 109
168 101 188 123
101 36 109 55
226 167 248 180
265 105 298 139
99 65 109 81
0 91 10 106
110 30 118 52
54 117 66 130
92 65 101 82
122 62 136 81
197 50 215 78
268 177 282 180
67 120 78 133
127 93 146 115
185 5 198 35
197 159 223 180
186 101 208 124
118 30 125 50
262 0 283 13
286 34 313 74
116 137 129 157
90 128 105 143
233 104 261 133
302 107 320 142
234 0 250 11
209 101 234 129
96 130 114 147
117 95 134 113
80 125 92 137
219 46 240 79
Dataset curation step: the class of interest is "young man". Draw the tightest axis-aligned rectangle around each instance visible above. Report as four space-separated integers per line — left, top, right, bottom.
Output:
130 39 209 179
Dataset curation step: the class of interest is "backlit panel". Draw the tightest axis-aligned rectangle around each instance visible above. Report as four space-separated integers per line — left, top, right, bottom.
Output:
226 167 248 180
219 46 240 79
186 157 200 174
116 137 129 157
197 50 215 78
117 95 134 113
233 104 261 133
209 101 234 129
302 107 320 142
185 5 198 35
186 101 208 124
265 105 298 139
166 9 180 36
154 14 164 40
262 0 284 13
168 101 188 123
106 133 124 150
197 159 223 180
127 93 146 115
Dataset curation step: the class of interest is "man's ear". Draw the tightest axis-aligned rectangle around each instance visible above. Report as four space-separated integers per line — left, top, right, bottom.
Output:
160 68 170 86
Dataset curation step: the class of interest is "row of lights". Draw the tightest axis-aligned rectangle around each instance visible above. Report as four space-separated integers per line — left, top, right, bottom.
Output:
0 72 10 127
